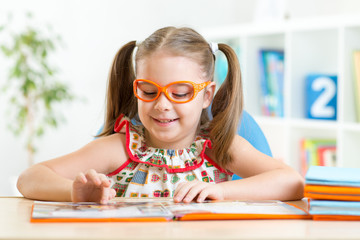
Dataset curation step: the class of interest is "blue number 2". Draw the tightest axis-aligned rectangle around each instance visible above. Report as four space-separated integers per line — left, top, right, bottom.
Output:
310 77 336 118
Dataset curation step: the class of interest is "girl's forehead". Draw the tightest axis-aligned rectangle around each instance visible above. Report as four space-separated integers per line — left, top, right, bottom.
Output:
136 52 207 83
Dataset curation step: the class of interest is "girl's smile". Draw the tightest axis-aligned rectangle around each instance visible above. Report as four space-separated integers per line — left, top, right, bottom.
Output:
152 116 179 126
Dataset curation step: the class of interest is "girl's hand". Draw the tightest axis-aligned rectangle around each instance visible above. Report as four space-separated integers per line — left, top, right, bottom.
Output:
173 181 225 203
71 169 116 204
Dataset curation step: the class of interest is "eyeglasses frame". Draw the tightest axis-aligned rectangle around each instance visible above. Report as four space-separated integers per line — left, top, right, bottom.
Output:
133 79 212 103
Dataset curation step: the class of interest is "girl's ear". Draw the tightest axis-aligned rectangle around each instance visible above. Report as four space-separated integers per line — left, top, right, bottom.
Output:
202 82 216 109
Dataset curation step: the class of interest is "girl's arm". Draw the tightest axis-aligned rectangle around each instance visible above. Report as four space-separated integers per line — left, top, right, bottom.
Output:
17 133 128 202
222 135 304 201
174 135 304 203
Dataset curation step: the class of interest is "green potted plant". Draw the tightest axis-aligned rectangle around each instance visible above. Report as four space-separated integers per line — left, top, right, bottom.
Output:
0 13 75 167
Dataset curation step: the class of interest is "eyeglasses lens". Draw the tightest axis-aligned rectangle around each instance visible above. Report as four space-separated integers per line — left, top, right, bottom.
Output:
136 81 159 101
167 83 194 102
136 81 194 102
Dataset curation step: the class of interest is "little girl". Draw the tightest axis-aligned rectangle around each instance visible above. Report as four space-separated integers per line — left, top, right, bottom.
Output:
17 27 304 204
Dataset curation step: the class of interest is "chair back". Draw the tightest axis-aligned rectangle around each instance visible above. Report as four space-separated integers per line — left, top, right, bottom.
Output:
233 111 272 180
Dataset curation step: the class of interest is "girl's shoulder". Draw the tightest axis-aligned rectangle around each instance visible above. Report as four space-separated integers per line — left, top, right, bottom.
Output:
89 132 128 174
95 131 127 149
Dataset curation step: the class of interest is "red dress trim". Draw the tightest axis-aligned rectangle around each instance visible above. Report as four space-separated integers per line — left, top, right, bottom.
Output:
107 158 132 177
110 114 232 175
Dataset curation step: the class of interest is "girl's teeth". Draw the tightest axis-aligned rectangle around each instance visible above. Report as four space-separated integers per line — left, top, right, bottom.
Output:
158 119 173 123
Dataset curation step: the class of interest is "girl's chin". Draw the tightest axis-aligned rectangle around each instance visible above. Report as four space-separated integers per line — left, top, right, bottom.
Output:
147 133 191 149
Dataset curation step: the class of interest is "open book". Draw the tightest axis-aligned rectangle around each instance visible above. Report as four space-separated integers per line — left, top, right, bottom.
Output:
31 199 310 223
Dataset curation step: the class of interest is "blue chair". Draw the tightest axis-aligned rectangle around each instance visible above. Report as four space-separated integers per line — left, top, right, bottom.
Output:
96 110 272 180
232 110 272 180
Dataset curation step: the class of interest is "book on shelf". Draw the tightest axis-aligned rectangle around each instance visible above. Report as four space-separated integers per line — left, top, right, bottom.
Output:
300 139 336 176
353 50 360 122
305 166 360 220
258 49 284 117
30 199 310 223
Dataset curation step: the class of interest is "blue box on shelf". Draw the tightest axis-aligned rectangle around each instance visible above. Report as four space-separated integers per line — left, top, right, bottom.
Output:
305 74 337 120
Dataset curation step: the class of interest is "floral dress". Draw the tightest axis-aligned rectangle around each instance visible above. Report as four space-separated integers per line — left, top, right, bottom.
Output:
107 114 233 198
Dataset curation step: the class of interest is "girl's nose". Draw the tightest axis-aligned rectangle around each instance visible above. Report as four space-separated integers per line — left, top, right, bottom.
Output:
154 93 172 111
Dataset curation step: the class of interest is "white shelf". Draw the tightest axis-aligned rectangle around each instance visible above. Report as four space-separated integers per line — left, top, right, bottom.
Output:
343 123 360 132
202 15 360 172
289 119 338 130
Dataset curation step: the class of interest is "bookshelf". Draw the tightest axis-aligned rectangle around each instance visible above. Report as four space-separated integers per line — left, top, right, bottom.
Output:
201 16 360 172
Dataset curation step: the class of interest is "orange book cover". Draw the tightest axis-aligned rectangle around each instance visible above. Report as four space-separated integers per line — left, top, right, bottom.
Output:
305 185 360 195
312 215 360 221
31 199 310 223
304 184 360 201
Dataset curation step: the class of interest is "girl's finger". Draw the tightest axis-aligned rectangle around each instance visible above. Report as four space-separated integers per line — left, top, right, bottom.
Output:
174 182 187 197
183 183 207 203
197 188 210 203
75 172 87 184
174 181 197 202
174 182 185 196
100 188 109 205
99 174 111 187
85 169 101 186
173 183 190 202
100 186 115 204
110 189 117 198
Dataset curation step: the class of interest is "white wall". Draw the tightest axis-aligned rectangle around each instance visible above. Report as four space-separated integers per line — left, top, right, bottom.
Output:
1 0 360 196
0 0 256 196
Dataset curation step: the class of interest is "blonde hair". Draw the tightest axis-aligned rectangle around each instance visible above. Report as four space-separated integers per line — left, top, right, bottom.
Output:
98 27 243 168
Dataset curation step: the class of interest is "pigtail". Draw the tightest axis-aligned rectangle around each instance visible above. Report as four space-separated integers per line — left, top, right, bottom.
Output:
97 41 137 137
210 43 243 168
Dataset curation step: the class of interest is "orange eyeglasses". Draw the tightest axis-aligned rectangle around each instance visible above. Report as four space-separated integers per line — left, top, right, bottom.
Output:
133 79 211 103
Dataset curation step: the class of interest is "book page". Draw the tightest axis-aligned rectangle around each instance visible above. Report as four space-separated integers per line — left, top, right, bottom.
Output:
32 201 174 220
163 200 307 217
31 199 307 222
